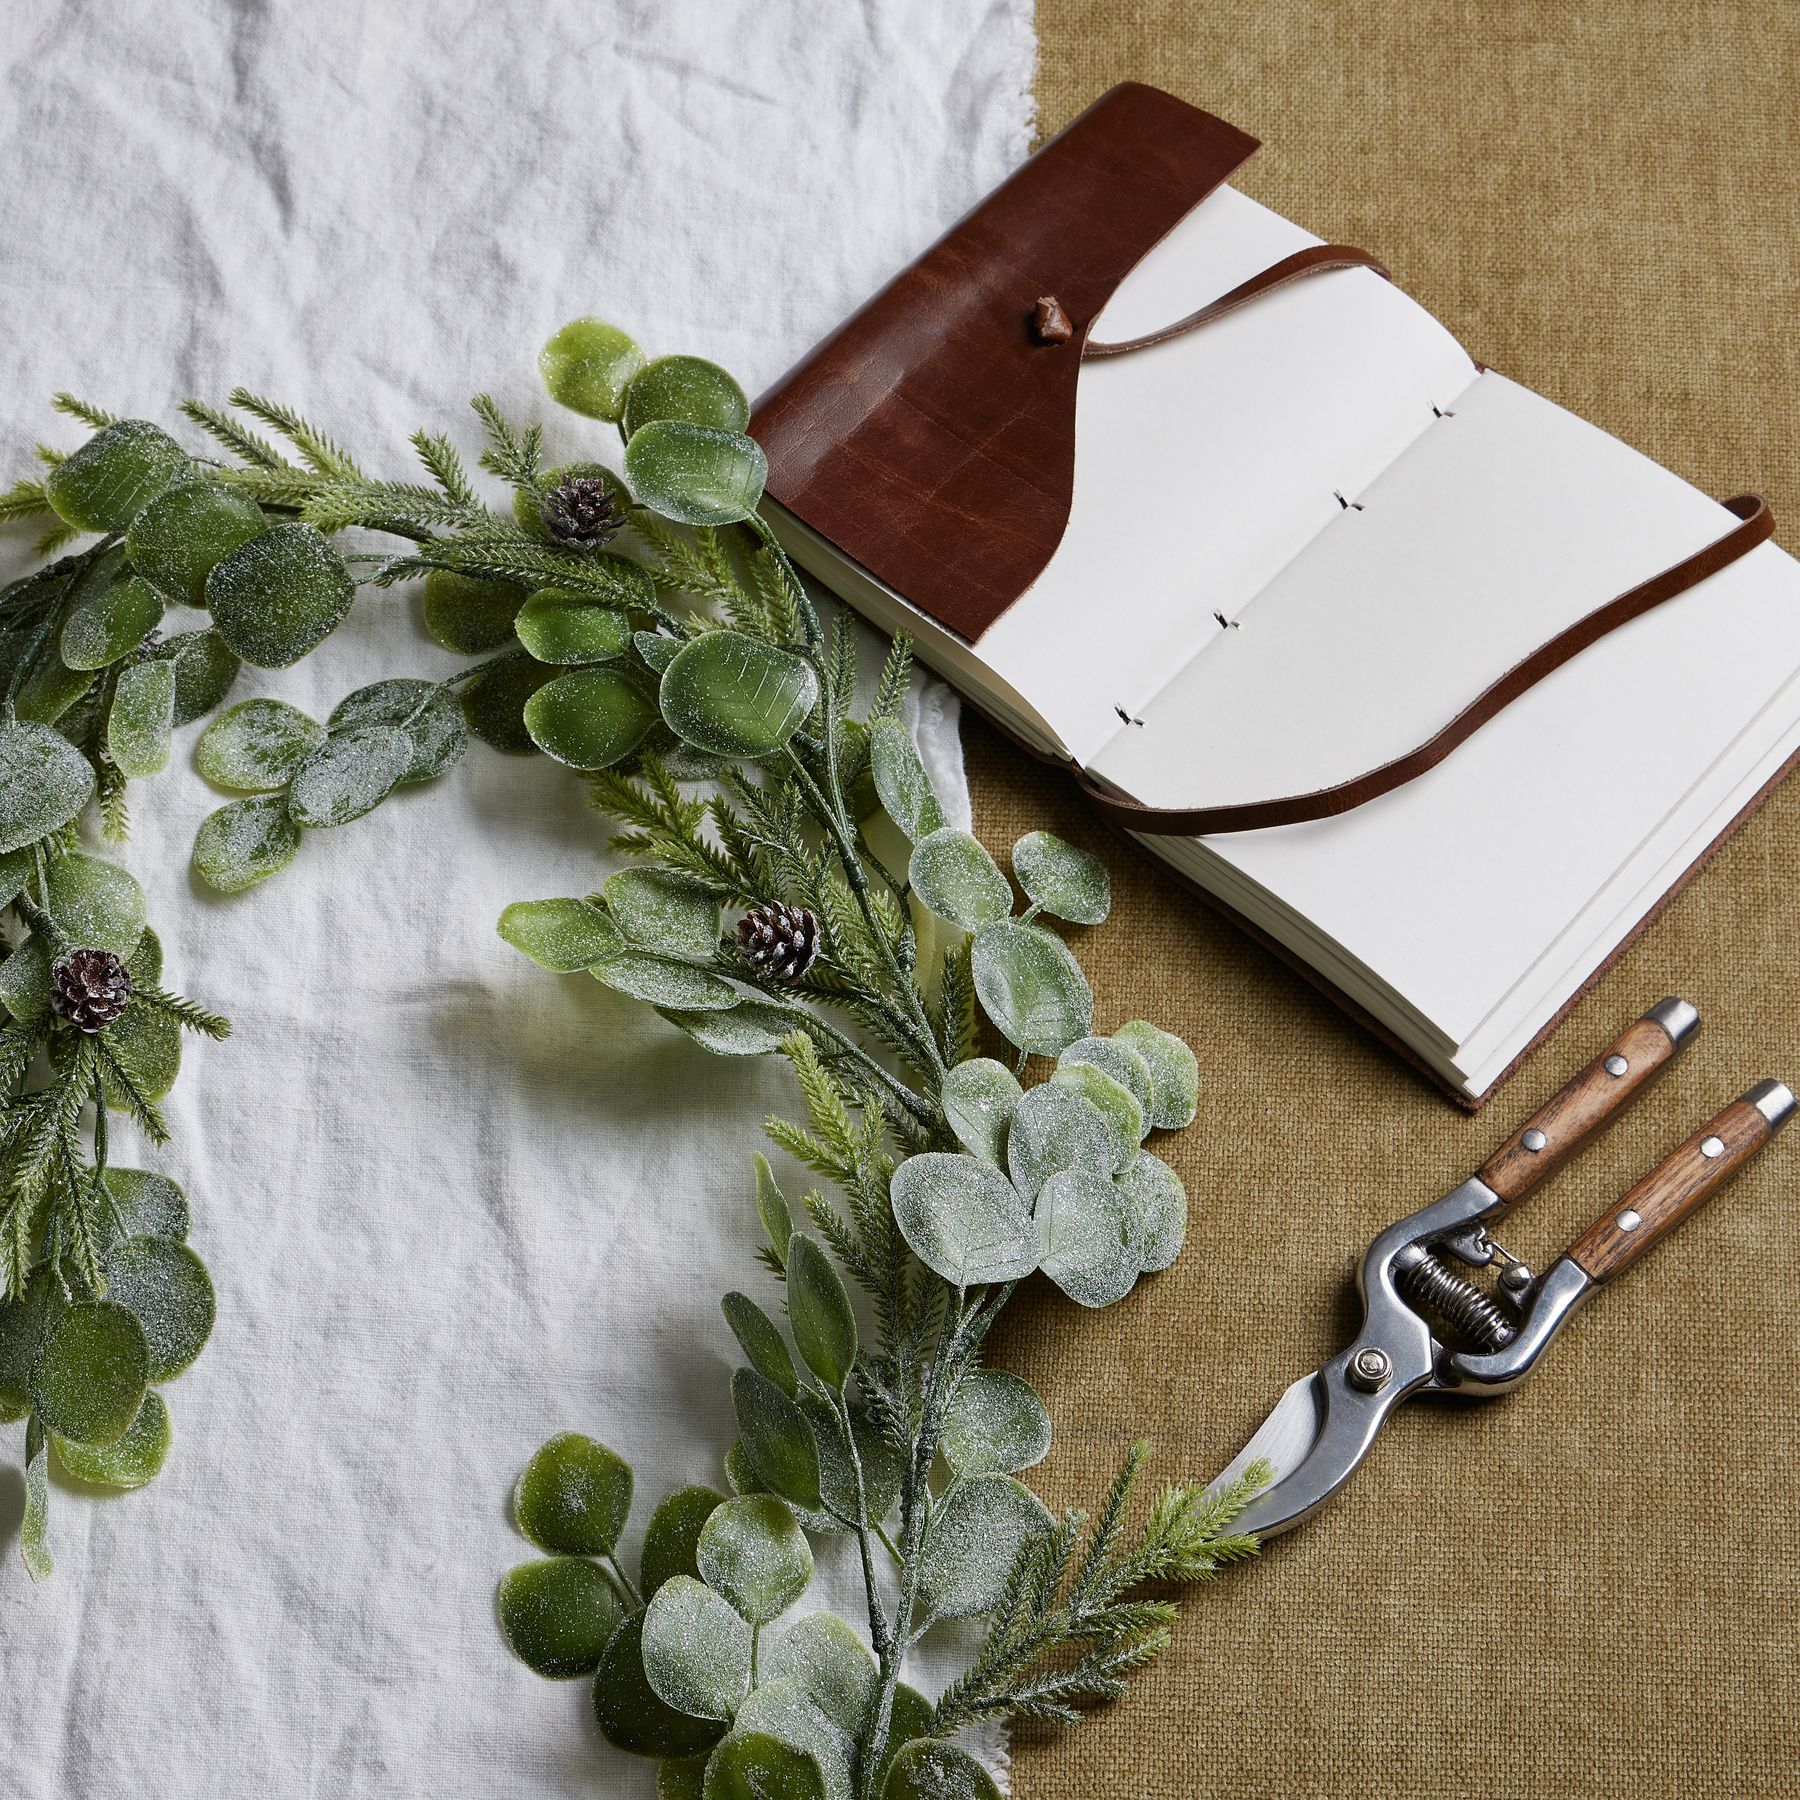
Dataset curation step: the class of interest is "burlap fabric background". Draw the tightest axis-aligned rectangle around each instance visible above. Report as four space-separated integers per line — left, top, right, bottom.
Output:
982 6 1800 1795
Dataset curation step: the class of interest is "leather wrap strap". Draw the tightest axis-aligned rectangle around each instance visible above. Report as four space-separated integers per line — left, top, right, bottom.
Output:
1078 493 1775 836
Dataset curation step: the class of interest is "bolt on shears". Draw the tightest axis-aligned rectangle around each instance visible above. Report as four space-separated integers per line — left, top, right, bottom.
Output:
1207 998 1794 1537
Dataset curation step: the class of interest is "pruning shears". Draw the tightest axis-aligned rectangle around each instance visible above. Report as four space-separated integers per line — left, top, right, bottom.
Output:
1207 998 1793 1537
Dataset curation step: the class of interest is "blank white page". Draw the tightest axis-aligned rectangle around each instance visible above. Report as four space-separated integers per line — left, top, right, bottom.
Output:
977 185 1478 767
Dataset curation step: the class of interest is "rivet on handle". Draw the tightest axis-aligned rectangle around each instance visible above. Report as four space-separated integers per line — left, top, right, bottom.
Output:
1522 1129 1547 1152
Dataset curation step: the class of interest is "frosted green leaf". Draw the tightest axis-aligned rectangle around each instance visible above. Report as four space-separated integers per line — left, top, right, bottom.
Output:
722 1292 798 1397
47 851 146 955
785 1234 857 1391
0 937 49 1022
54 1387 171 1490
1012 829 1111 925
917 1474 1052 1620
635 631 682 674
499 898 624 973
606 869 723 960
153 628 240 723
657 1002 794 1056
889 1152 1041 1290
14 650 93 726
802 1392 901 1531
641 1574 753 1720
640 1485 726 1598
1117 1150 1187 1273
100 1236 214 1380
659 632 818 759
498 1555 628 1679
593 1611 728 1759
765 1614 875 1738
908 828 1011 931
1004 1082 1115 1203
940 1057 1023 1169
591 950 739 1010
45 420 189 532
731 1367 822 1512
422 569 526 653
101 982 181 1102
193 795 302 893
1037 1167 1139 1309
971 919 1093 1056
515 589 632 665
1048 1064 1142 1170
99 1166 190 1245
328 679 468 783
515 1431 633 1556
107 658 176 777
727 1682 849 1800
723 1441 765 1498
540 317 646 421
623 356 751 437
940 1368 1051 1475
460 655 555 753
0 1269 53 1421
882 1742 1002 1800
867 716 945 842
286 725 411 828
0 721 96 853
131 925 164 985
28 1300 149 1447
195 698 324 792
1112 1020 1200 1130
1057 1035 1152 1117
0 846 32 911
23 1416 52 1582
703 1732 827 1800
125 479 267 606
525 666 660 769
205 522 356 668
61 572 163 670
755 1155 792 1261
625 420 767 527
660 1759 709 1800
875 1688 935 1791
697 1494 813 1626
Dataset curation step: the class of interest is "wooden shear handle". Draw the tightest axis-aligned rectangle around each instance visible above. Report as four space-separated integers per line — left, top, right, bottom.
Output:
1478 1000 1699 1212
1565 1083 1794 1283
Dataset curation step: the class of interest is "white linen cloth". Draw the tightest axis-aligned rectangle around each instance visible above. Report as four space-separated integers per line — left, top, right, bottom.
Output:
0 3 1033 1793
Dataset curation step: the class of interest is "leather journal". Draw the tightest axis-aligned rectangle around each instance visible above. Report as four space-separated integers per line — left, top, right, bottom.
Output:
751 82 1800 1107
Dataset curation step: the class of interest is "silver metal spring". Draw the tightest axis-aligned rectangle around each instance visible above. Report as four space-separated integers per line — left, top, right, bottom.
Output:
1394 1246 1517 1351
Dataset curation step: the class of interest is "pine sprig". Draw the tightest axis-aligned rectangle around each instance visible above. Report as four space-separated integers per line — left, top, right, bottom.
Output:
227 387 364 479
470 394 544 492
0 478 53 523
50 393 121 430
134 986 233 1040
180 397 297 471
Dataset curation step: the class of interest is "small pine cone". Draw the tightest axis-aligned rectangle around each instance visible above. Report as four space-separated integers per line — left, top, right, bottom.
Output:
736 903 820 984
49 947 133 1034
539 473 624 549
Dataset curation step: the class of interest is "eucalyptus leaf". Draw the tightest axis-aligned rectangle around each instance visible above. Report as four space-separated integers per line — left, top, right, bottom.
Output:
917 1474 1052 1620
970 919 1092 1056
193 794 303 893
13 648 93 726
107 658 176 777
515 590 633 665
0 937 49 1023
907 828 1012 932
205 522 356 668
640 1485 726 1598
659 1760 709 1800
727 1682 849 1800
99 1166 190 1245
800 1391 901 1532
634 631 683 674
1004 1082 1116 1204
46 851 146 955
195 698 325 793
1012 830 1111 925
125 479 267 605
939 1057 1023 1170
1056 1035 1153 1117
642 1574 753 1721
0 846 32 912
498 1555 629 1679
0 1268 53 1421
498 897 624 973
697 1493 813 1626
606 869 723 960
100 981 181 1102
23 1416 51 1582
590 949 738 1010
153 628 240 723
785 1234 857 1391
623 356 751 438
45 420 189 532
1112 1019 1200 1130
0 721 96 854
525 666 660 768
592 1611 729 1760
721 1292 799 1398
328 679 468 782
54 1387 171 1490
1047 1064 1142 1170
61 572 163 670
889 1152 1041 1290
422 569 526 653
875 1688 936 1790
459 654 555 753
101 1235 214 1380
764 1613 875 1738
882 1742 1002 1800
540 318 646 422
286 725 412 827
27 1300 149 1448
659 632 818 759
940 1368 1051 1475
515 1431 634 1556
703 1731 827 1800
625 420 768 528
730 1367 821 1513
657 1002 794 1056
1116 1150 1188 1273
1036 1166 1140 1309
867 717 945 843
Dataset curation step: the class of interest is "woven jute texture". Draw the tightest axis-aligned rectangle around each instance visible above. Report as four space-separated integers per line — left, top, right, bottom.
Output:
981 6 1800 1795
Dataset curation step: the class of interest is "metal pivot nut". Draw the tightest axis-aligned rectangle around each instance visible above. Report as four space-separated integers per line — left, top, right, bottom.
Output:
1348 1346 1393 1392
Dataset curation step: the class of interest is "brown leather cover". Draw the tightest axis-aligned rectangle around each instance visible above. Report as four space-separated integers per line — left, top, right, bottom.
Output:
750 83 1258 641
